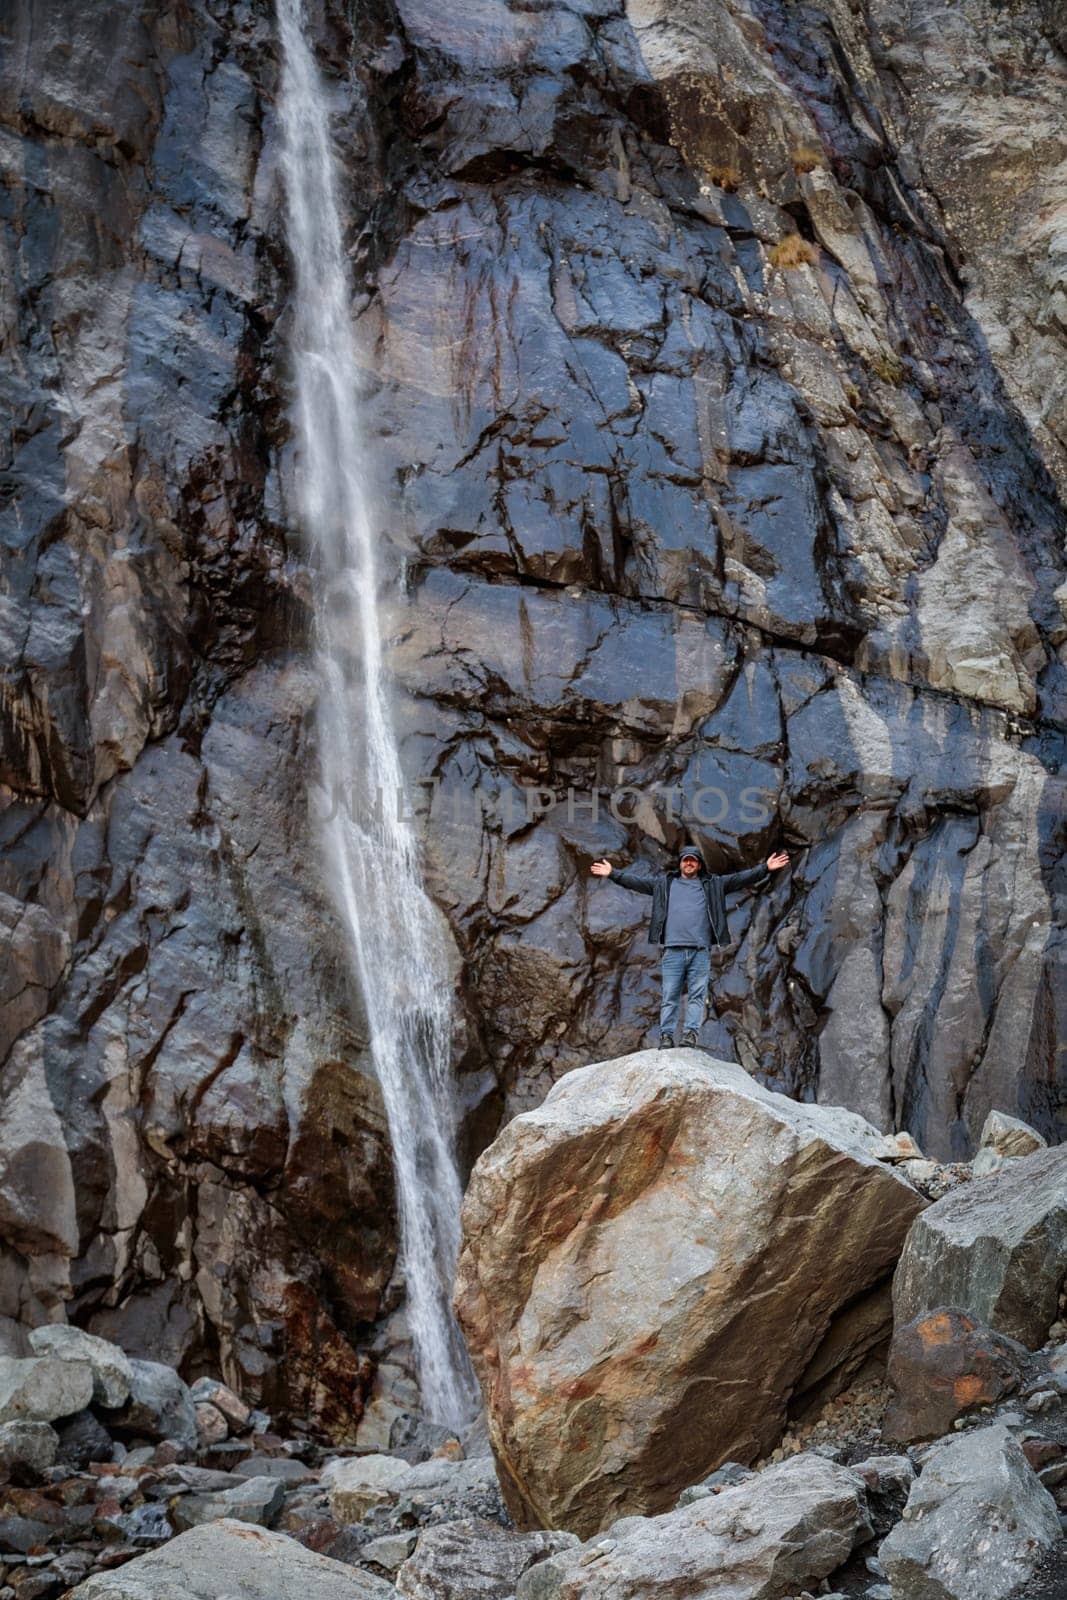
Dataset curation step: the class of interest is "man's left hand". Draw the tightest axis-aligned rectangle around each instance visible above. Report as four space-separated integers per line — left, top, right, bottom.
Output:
767 850 790 871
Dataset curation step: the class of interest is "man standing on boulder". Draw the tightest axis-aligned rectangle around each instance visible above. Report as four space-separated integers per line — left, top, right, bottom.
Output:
590 845 790 1047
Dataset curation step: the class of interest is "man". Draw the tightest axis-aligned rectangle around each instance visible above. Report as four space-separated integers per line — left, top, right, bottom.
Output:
590 845 790 1047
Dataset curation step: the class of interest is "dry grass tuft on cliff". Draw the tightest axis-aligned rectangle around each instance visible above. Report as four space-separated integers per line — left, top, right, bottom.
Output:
769 233 819 269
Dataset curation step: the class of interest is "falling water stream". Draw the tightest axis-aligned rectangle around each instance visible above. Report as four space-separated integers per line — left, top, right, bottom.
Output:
275 0 478 1431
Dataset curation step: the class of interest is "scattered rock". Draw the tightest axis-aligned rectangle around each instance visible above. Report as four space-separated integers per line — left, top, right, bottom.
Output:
322 1455 411 1521
456 1053 924 1536
360 1530 418 1572
893 1145 1067 1347
1026 1390 1060 1415
193 1402 228 1447
879 1423 1060 1600
231 1456 316 1484
874 1132 925 1162
66 1518 394 1597
883 1308 1030 1442
979 1111 1046 1160
27 1328 132 1410
514 1453 872 1599
0 1359 93 1427
0 1424 58 1485
100 1361 197 1454
53 1410 116 1472
396 1518 577 1599
170 1474 286 1531
188 1378 250 1432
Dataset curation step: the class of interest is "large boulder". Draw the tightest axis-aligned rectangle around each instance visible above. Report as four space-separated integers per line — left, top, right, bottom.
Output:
455 1051 925 1535
28 1325 133 1408
883 1308 1030 1443
514 1452 872 1600
893 1144 1067 1347
879 1424 1060 1600
0 1356 93 1425
0 1421 58 1484
66 1519 393 1599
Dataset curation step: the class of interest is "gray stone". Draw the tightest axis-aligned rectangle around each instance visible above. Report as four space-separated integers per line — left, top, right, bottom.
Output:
514 1453 871 1599
66 1518 393 1598
360 1531 418 1572
171 1474 286 1531
879 1424 1060 1600
101 1359 197 1452
322 1454 411 1521
971 1147 1004 1178
396 1519 577 1599
28 1326 133 1409
0 1422 58 1482
0 1357 93 1425
231 1455 316 1483
893 1145 1067 1347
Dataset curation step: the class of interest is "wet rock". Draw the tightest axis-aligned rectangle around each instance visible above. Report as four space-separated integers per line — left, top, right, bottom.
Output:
879 1424 1060 1600
395 1518 577 1599
883 1308 1031 1442
456 1052 923 1536
893 1145 1067 1347
0 1425 58 1485
513 1453 871 1599
66 1517 394 1598
100 1360 197 1454
0 1360 93 1427
27 1329 132 1410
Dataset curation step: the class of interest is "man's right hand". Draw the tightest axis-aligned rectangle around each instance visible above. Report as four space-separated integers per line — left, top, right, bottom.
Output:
590 859 613 876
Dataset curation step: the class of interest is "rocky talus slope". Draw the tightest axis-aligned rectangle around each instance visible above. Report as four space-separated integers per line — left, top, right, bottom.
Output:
0 1058 1062 1599
2 0 1066 1419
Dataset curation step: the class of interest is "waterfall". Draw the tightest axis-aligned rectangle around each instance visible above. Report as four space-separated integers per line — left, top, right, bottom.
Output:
275 0 478 1432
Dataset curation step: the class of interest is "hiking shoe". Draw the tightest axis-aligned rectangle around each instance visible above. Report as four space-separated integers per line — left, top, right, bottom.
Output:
658 1032 675 1049
681 1030 699 1048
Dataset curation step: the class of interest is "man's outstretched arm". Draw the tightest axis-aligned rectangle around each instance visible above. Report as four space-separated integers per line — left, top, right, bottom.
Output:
719 849 790 892
590 859 655 895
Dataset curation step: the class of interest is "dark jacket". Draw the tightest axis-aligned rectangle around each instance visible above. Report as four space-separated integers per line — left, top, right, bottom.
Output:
610 859 771 947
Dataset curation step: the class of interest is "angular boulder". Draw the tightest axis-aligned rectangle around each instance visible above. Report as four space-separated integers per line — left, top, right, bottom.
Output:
170 1474 286 1532
879 1424 1060 1600
979 1110 1046 1159
514 1453 872 1600
321 1453 411 1521
99 1358 197 1453
893 1144 1067 1347
883 1308 1029 1442
455 1051 924 1535
67 1518 393 1598
396 1519 577 1600
0 1356 93 1425
28 1325 133 1408
0 1421 58 1483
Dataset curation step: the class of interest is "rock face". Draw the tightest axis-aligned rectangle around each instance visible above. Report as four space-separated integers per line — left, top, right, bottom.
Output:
893 1144 1067 1346
66 1518 393 1600
2 0 1066 1418
455 1050 924 1535
879 1424 1061 1600
513 1452 872 1600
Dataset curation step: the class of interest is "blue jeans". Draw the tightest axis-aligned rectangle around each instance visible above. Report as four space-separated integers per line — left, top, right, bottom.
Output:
660 946 711 1035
